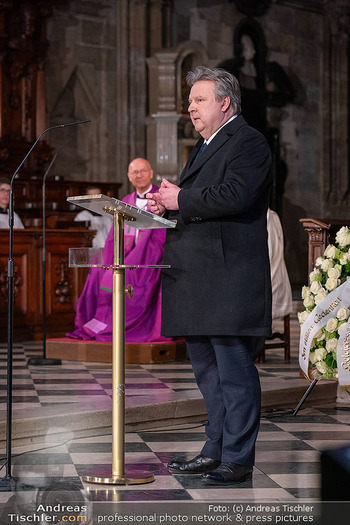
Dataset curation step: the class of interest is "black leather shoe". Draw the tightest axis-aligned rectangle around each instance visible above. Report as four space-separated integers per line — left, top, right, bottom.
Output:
167 454 221 474
202 462 253 484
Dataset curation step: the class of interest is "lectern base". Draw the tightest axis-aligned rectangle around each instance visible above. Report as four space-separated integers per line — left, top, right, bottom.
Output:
27 357 62 366
82 467 154 485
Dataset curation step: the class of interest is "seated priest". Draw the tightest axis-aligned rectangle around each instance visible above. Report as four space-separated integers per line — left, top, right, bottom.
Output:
74 185 112 248
0 178 24 229
67 158 170 342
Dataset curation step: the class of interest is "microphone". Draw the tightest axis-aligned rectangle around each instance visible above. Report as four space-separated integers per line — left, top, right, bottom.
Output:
27 137 72 367
0 119 90 491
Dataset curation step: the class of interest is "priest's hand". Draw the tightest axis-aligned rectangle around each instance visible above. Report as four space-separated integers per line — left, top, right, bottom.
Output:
146 191 166 216
159 179 180 211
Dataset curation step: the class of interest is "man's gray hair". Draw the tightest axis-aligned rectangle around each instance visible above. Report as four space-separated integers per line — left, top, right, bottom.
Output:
186 66 241 115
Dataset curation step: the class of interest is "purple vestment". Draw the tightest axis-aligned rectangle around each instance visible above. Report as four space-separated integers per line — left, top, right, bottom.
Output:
66 185 171 342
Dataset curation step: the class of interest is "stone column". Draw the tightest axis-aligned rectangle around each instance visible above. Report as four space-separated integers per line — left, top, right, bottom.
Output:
146 52 181 183
115 0 148 193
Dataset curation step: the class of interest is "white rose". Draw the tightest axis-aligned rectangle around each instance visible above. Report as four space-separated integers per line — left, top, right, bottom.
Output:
326 318 338 332
298 310 310 325
315 347 327 361
309 352 318 365
337 307 350 321
325 278 340 291
336 226 348 240
309 269 321 282
303 295 315 309
326 338 338 352
338 323 347 335
310 281 322 294
315 329 325 341
338 236 348 247
315 257 324 267
301 286 311 299
321 259 334 272
315 291 328 304
324 244 337 259
339 254 349 265
316 360 328 374
328 267 341 280
336 227 350 248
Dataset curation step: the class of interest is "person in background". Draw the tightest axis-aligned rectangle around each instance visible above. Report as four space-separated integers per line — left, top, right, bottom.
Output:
74 185 111 248
147 66 272 485
67 158 170 343
0 178 24 229
267 208 293 320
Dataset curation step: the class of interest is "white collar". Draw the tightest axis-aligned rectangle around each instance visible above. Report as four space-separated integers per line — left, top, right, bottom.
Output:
136 184 153 198
205 114 238 145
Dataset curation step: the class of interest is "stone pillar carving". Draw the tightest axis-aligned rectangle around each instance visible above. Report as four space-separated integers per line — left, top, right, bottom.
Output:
146 41 208 183
115 0 174 192
323 0 350 210
148 0 172 55
115 0 150 192
128 0 147 162
146 51 180 183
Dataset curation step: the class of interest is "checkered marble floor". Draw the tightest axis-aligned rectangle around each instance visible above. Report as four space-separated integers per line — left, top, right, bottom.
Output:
0 316 324 412
0 408 350 506
0 314 349 512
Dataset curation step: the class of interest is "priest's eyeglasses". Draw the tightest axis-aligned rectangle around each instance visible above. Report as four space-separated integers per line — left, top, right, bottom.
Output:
128 169 150 176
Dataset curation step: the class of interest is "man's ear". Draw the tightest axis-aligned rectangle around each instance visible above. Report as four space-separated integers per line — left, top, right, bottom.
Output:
221 96 231 112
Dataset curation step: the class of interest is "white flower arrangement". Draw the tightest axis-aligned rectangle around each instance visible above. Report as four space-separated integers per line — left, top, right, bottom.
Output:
298 226 350 379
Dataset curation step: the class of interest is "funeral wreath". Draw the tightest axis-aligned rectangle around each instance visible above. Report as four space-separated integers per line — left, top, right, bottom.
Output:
298 226 350 380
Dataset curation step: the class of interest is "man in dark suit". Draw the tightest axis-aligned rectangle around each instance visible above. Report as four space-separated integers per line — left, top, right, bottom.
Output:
147 66 272 485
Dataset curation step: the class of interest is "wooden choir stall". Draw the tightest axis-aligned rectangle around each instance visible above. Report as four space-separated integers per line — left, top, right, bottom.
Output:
0 179 121 342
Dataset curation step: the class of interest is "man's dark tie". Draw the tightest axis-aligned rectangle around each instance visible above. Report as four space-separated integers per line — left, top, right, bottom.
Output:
191 141 208 168
196 141 207 158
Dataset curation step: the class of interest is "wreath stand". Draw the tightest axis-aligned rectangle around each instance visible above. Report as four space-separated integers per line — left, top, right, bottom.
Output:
292 378 318 416
68 194 175 484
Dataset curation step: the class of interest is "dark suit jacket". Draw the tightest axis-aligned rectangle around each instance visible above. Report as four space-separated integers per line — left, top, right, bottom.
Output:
161 115 272 337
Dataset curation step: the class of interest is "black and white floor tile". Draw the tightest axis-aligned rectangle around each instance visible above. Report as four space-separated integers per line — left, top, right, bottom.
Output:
0 314 349 510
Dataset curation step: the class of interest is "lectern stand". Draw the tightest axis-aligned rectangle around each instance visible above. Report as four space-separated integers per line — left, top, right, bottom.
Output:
67 194 176 485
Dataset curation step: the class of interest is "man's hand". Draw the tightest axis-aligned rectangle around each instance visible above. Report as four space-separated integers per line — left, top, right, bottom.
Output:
159 179 180 210
146 192 166 216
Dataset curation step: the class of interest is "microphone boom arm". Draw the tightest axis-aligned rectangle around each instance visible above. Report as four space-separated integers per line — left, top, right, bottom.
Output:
0 119 90 490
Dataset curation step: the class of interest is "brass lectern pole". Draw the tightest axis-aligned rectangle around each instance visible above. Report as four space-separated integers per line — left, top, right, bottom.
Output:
112 211 125 478
82 211 154 485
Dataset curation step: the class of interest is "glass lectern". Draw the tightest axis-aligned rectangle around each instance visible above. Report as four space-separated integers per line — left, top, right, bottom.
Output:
67 194 176 485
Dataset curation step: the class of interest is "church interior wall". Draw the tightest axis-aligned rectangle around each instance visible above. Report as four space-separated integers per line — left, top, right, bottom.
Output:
40 0 347 289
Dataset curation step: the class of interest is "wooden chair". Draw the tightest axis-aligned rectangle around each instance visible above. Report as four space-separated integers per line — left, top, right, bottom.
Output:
256 314 291 363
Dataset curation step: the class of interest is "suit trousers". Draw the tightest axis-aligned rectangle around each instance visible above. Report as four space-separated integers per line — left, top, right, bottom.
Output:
185 335 264 466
